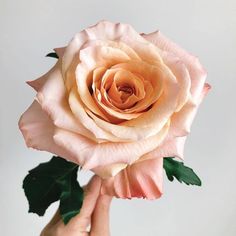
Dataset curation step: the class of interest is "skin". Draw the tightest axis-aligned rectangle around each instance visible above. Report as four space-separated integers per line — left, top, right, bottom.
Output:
40 176 112 236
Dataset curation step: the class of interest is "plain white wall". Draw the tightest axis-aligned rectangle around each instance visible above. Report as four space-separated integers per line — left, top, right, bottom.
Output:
0 0 236 235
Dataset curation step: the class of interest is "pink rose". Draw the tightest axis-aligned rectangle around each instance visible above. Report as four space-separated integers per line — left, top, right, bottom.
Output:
19 21 210 199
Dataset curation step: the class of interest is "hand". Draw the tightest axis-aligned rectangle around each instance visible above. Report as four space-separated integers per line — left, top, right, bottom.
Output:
40 176 112 236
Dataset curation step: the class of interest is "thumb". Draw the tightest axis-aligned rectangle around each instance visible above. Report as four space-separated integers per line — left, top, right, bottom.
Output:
67 175 102 230
90 194 112 236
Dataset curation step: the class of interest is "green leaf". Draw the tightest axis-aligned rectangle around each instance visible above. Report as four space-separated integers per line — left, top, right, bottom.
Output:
23 156 84 224
163 157 202 186
46 52 59 59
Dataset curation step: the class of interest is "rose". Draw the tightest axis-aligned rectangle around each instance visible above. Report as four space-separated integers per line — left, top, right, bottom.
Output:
19 21 210 200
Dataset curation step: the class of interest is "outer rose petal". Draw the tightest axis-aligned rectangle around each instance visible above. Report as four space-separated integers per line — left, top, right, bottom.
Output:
18 101 74 160
169 82 211 137
53 121 170 171
54 47 65 58
82 40 141 61
141 83 211 162
101 158 163 199
92 163 128 179
142 31 207 103
143 31 210 137
62 21 162 76
34 60 96 141
26 61 59 92
139 136 186 162
161 51 191 112
27 48 65 92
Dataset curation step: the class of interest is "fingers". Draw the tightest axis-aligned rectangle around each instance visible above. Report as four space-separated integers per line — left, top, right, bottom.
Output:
79 175 102 219
90 195 112 236
63 175 102 231
46 209 61 227
40 210 61 236
40 175 105 236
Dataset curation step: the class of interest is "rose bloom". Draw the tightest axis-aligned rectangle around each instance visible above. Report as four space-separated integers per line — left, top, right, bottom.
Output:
19 21 210 199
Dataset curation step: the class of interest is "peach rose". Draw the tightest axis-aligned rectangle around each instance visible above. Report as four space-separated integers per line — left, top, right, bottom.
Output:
19 21 210 200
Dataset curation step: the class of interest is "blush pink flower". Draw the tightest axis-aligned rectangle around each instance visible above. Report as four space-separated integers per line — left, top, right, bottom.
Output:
19 21 210 199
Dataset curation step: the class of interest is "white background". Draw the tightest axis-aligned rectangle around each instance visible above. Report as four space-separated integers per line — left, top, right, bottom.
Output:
0 0 236 235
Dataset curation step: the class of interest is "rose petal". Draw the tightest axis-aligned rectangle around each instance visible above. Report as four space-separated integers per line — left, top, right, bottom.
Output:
63 38 142 92
108 70 145 108
26 61 60 92
111 61 164 113
35 60 95 141
27 47 66 92
161 51 191 112
54 47 65 58
170 82 211 137
69 87 128 142
138 136 186 162
142 83 211 161
18 101 74 160
101 157 163 199
142 31 207 103
81 40 141 61
74 45 131 122
94 69 146 120
89 62 178 141
92 163 128 179
62 21 162 75
53 121 170 170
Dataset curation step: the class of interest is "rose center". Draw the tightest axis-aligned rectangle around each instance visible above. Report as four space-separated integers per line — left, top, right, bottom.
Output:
118 85 133 94
117 84 134 101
